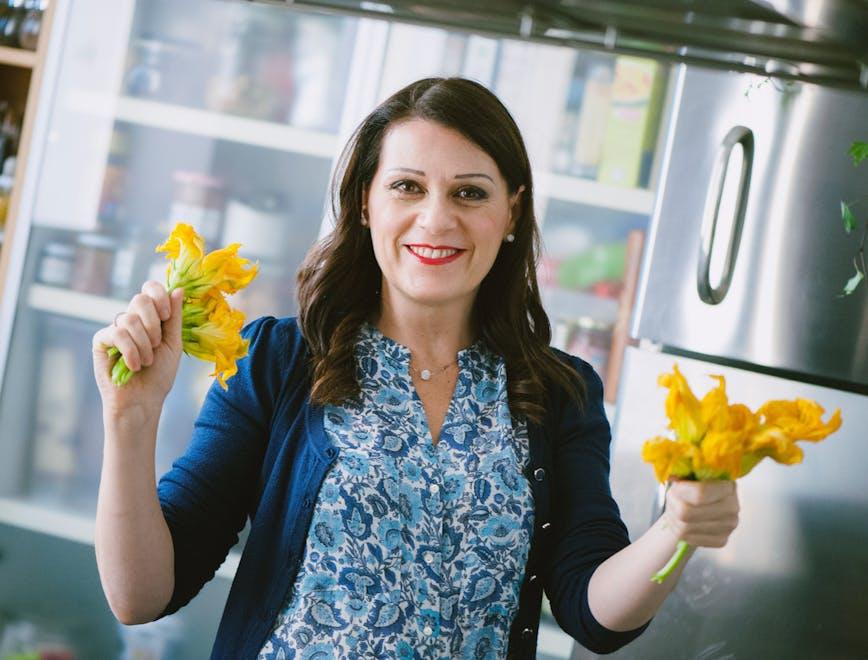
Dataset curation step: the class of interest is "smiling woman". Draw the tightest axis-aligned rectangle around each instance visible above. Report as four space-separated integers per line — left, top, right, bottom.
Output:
102 76 738 660
297 77 584 423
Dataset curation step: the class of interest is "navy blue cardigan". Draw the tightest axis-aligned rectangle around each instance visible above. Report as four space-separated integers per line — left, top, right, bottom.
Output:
155 316 651 658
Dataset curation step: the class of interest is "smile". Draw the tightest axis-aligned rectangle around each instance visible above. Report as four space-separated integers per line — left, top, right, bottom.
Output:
406 244 465 265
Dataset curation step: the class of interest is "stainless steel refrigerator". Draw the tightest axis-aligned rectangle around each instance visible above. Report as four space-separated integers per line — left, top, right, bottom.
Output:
574 64 868 659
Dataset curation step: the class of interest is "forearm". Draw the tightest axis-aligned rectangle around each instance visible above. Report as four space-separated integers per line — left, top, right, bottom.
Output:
95 409 174 625
586 515 695 631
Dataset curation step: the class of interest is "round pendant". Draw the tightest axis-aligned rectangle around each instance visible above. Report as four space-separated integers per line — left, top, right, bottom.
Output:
420 369 432 381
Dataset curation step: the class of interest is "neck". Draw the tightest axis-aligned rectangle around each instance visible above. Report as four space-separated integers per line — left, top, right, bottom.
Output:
374 287 476 366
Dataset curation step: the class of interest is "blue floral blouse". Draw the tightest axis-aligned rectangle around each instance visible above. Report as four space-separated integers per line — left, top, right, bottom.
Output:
258 322 535 659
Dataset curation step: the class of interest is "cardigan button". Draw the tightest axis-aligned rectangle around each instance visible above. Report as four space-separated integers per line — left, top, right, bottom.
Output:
533 467 545 481
521 627 534 640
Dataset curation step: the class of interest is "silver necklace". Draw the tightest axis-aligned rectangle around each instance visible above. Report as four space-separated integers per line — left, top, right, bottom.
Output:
409 359 455 381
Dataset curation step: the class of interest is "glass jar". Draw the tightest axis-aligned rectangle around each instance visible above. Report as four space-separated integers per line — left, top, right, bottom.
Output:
71 233 118 296
37 241 76 287
15 0 44 50
165 170 225 245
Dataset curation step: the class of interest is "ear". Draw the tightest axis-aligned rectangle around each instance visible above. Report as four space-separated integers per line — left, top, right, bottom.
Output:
507 185 526 234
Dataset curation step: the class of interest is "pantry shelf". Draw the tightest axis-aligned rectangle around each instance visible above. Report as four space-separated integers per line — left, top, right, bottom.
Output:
0 495 240 579
28 284 123 325
65 91 339 159
535 170 656 215
0 45 37 69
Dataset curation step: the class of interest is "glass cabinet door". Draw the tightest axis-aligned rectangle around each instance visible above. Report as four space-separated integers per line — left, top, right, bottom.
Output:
0 3 670 656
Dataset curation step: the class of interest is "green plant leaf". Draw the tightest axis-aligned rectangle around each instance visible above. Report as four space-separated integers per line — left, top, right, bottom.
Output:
849 141 868 166
840 266 865 297
841 201 857 233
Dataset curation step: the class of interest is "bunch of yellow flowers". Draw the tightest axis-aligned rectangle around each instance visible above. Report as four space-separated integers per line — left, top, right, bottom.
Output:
107 223 258 390
642 364 842 582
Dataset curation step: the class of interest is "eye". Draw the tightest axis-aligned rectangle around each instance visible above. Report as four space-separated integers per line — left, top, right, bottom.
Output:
390 179 422 194
456 186 488 201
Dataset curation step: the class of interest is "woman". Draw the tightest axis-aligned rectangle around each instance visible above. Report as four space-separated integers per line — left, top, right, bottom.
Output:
92 77 739 659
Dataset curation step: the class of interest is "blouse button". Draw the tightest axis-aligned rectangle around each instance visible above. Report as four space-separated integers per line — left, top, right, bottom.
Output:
533 467 545 481
430 483 440 494
423 551 434 563
423 624 434 636
521 627 534 639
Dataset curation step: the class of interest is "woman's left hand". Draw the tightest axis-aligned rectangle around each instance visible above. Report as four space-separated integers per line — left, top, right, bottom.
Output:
661 479 740 548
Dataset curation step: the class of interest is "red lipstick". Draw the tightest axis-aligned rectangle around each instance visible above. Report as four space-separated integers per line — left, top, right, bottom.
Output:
405 244 465 265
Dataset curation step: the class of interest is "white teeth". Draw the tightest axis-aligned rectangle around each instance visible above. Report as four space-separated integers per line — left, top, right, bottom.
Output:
409 246 459 259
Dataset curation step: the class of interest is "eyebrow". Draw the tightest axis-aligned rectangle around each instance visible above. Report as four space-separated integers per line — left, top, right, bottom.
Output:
386 167 494 183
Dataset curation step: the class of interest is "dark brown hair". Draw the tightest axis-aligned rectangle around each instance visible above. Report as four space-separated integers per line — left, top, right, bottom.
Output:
296 77 584 423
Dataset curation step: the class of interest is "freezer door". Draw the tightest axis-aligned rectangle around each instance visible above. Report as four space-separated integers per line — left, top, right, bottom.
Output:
632 64 868 388
576 346 868 659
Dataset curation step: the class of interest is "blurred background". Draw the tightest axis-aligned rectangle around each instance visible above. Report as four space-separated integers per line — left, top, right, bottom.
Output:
0 0 865 658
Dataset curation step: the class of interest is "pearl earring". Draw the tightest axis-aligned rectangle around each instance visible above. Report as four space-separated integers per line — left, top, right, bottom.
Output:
505 233 515 243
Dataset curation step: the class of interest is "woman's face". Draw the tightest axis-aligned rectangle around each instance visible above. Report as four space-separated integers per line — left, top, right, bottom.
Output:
364 118 523 313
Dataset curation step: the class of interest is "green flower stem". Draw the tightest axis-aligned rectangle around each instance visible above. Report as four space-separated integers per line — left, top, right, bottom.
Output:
106 345 134 386
650 540 691 584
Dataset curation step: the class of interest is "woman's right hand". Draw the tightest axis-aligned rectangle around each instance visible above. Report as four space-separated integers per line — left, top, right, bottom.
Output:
92 281 185 419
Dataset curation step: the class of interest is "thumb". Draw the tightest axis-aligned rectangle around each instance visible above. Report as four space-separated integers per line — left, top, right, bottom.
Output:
163 287 185 350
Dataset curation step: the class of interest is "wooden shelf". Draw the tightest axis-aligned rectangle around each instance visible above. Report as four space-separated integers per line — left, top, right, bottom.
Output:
0 496 241 579
0 45 37 69
66 91 340 159
28 283 125 324
535 170 656 215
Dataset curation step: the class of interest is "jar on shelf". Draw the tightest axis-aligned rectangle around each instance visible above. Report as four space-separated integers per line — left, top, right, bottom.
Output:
71 233 118 296
565 316 614 383
37 241 76 288
163 170 226 246
15 0 45 50
221 191 288 261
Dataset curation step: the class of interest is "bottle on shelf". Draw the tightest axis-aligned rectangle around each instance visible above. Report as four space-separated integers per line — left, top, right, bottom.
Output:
551 55 588 175
0 155 15 229
16 0 44 50
0 0 25 47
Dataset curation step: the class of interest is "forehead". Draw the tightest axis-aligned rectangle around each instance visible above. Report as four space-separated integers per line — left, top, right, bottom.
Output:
377 119 500 178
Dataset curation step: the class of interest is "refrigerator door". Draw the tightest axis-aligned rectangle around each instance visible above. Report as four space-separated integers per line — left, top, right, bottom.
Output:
577 345 868 659
632 64 868 389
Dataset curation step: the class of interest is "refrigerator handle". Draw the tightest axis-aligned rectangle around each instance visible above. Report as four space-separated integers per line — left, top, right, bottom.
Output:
697 125 754 305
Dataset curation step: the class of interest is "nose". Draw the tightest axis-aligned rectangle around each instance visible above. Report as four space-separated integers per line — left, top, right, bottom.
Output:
417 194 458 235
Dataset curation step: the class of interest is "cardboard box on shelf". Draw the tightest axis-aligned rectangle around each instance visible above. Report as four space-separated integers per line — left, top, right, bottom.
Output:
597 56 666 189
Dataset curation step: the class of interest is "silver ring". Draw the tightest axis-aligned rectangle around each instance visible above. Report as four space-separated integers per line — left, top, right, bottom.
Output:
113 311 127 327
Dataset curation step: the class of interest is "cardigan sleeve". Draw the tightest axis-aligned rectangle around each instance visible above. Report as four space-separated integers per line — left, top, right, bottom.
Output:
155 315 288 617
543 354 652 654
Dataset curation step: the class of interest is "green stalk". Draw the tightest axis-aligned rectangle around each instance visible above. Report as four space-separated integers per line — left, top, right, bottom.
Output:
650 540 691 584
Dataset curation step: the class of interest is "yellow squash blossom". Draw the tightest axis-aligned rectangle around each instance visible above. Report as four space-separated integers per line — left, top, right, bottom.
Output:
108 222 258 390
642 364 841 583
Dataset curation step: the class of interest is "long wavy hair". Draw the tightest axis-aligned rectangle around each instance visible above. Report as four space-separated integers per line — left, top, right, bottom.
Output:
296 77 584 423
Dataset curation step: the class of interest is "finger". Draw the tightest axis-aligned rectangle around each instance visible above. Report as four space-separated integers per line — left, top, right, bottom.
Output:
671 479 735 505
667 492 738 524
141 280 171 321
110 326 143 371
115 314 154 368
162 287 185 350
92 325 116 355
129 293 163 349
